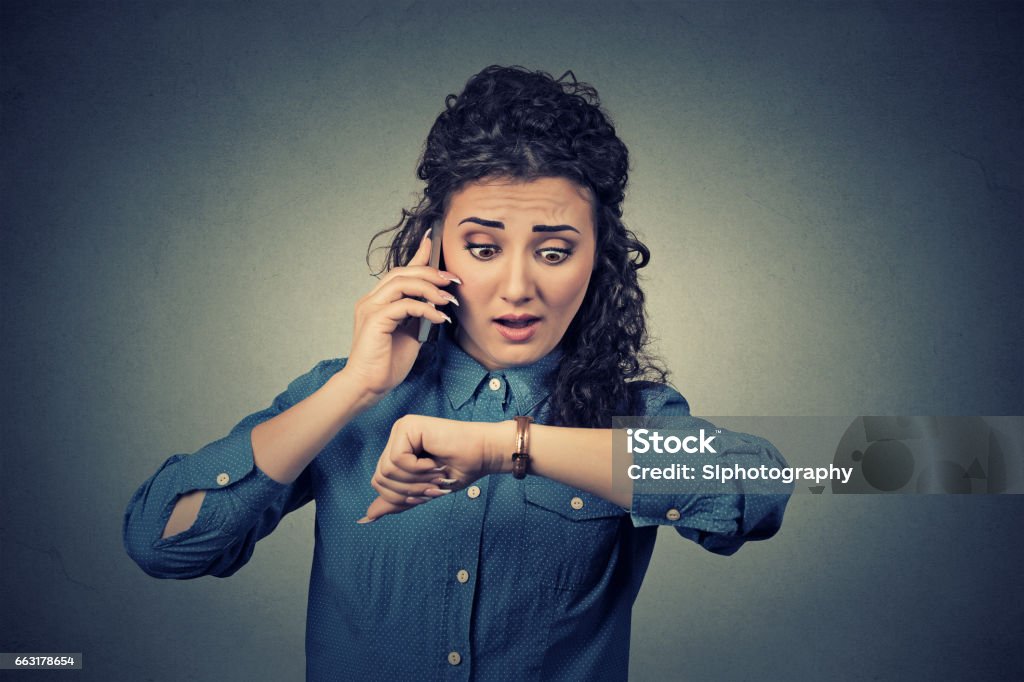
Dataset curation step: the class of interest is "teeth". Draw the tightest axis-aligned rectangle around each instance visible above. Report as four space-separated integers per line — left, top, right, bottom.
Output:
499 319 534 328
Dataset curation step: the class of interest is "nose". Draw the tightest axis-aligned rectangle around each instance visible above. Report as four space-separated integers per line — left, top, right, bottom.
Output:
498 251 535 305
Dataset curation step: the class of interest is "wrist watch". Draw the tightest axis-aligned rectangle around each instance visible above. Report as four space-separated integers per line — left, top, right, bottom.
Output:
512 416 533 479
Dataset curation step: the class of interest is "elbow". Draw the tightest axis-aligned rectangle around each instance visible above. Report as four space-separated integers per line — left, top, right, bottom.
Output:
703 538 745 556
124 547 193 580
122 509 207 580
676 526 747 556
123 534 171 579
714 494 789 554
675 493 789 556
122 502 160 577
123 536 224 580
122 533 178 580
123 510 254 580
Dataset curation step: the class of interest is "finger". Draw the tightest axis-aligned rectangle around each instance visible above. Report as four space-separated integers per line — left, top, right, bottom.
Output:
384 415 441 473
369 276 459 308
373 264 461 292
370 475 413 503
357 496 408 523
379 457 441 483
431 476 465 491
369 299 451 333
389 449 443 475
408 228 433 267
422 488 453 498
372 473 436 501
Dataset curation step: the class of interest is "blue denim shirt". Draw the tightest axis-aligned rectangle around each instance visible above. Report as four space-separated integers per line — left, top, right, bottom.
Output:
123 332 790 680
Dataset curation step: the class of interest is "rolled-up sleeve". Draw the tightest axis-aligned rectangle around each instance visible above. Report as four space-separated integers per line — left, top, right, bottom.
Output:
629 386 793 556
122 359 343 578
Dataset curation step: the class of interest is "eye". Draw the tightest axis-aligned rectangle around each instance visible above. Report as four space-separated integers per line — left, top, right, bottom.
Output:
465 242 500 260
538 247 572 265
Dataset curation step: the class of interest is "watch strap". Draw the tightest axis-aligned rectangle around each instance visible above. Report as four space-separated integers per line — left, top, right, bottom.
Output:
512 415 533 479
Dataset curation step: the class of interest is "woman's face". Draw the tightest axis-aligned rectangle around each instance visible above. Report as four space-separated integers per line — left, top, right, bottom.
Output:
441 176 597 370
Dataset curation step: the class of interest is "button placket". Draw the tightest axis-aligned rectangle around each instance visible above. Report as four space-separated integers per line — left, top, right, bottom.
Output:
446 390 496 681
444 372 507 673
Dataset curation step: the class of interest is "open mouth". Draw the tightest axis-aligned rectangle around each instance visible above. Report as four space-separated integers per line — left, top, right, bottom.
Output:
496 317 539 329
493 315 541 341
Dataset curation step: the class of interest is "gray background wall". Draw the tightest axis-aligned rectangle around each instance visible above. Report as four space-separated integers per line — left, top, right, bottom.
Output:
2 1 1022 680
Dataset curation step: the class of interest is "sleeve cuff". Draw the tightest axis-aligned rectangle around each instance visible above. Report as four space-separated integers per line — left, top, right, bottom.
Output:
184 420 288 489
177 428 262 492
171 427 290 534
629 492 740 534
626 419 792 554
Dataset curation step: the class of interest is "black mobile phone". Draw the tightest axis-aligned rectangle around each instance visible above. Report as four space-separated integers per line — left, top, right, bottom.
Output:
417 219 444 343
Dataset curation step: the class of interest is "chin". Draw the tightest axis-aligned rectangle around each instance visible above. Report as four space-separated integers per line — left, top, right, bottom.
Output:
456 324 556 369
483 343 549 369
496 350 543 367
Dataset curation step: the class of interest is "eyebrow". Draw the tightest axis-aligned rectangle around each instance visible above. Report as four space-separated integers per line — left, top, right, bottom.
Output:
457 217 580 234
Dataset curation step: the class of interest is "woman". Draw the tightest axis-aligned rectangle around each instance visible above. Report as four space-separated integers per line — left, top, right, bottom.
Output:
124 65 790 680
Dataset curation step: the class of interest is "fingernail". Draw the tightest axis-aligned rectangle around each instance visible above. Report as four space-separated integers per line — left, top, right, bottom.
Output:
356 516 375 524
441 313 452 324
431 466 447 472
439 271 462 284
423 228 432 241
406 496 431 504
443 294 460 307
424 488 452 497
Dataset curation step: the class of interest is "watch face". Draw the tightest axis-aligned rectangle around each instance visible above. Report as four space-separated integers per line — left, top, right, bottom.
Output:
512 453 529 479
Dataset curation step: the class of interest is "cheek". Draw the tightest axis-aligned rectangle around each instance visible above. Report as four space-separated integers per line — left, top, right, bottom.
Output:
451 266 499 320
545 264 593 316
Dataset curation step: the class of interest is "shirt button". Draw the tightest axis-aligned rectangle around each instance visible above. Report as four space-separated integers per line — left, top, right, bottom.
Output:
447 651 462 666
216 472 230 486
466 485 481 499
666 508 681 521
456 569 470 584
570 496 584 510
488 377 502 391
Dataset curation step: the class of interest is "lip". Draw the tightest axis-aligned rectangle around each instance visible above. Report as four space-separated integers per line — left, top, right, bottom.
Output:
493 315 541 342
496 314 541 322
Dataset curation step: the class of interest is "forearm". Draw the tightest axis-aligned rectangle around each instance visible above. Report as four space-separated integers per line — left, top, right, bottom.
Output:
489 419 791 552
161 368 374 540
250 367 376 484
492 422 632 508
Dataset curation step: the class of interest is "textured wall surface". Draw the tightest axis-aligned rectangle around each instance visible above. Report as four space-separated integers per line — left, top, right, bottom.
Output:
2 1 1022 680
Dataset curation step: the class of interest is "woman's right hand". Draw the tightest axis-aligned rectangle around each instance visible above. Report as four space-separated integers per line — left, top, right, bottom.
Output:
342 230 460 403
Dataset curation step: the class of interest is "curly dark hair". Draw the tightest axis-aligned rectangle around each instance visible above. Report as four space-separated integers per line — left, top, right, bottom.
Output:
367 65 667 427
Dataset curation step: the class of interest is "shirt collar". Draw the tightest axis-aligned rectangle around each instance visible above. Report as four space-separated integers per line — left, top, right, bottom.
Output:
437 327 562 414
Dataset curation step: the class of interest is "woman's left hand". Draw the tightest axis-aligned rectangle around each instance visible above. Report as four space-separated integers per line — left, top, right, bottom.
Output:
358 415 511 523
